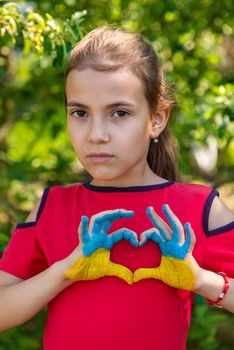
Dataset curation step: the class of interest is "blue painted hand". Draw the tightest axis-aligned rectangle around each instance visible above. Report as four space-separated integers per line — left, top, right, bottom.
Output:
80 209 138 256
133 204 199 290
65 209 138 284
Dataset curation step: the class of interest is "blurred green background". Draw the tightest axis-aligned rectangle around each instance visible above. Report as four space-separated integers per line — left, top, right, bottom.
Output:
0 0 234 349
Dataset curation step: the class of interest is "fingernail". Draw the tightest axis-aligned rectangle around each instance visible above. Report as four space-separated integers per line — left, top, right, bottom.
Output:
146 207 153 214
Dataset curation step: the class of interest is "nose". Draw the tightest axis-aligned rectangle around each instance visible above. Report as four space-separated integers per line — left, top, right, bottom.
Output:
88 118 110 144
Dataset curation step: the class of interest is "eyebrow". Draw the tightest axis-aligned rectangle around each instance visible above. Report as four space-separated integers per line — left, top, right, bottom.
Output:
66 100 137 109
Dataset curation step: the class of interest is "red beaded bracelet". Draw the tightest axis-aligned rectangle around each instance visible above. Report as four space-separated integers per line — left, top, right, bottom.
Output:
205 272 230 306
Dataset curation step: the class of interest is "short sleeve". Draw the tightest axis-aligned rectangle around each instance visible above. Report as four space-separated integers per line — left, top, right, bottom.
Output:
202 225 234 278
0 224 48 279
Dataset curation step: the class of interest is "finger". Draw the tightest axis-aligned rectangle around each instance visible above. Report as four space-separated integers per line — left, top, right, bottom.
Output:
107 229 139 247
139 228 156 246
79 216 90 244
139 228 163 246
94 209 134 224
162 204 184 243
133 267 161 283
90 209 134 234
146 206 171 240
122 229 139 247
107 263 133 285
104 228 139 248
89 211 110 234
105 230 124 249
183 223 196 254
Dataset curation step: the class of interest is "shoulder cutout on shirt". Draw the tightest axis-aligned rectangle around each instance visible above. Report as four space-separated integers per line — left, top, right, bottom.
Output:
209 195 234 232
26 199 42 222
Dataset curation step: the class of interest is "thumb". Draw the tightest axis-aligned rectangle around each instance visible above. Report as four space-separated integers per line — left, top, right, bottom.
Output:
106 262 133 285
133 267 161 283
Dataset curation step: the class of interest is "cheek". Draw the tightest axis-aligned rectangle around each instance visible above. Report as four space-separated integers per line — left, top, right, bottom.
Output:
67 116 73 133
67 120 80 148
125 121 151 144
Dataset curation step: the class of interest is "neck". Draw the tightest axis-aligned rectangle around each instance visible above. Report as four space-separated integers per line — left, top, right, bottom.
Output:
91 166 168 187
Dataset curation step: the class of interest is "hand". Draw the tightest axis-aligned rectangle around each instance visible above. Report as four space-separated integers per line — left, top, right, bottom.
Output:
80 209 138 256
134 204 200 291
64 209 138 284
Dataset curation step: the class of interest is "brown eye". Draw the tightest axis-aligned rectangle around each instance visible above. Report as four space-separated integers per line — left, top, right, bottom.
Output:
71 110 87 118
112 110 129 118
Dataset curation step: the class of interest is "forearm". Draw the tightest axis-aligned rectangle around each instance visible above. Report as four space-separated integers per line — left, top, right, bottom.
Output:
0 260 73 331
195 268 234 313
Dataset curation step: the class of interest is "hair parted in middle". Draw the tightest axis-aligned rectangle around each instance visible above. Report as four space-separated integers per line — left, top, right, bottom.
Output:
65 25 180 182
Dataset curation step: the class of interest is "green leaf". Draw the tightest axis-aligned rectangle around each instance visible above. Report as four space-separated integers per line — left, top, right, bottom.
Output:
53 44 64 67
27 13 45 28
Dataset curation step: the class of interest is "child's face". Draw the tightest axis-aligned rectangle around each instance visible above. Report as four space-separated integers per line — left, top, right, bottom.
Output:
66 68 163 186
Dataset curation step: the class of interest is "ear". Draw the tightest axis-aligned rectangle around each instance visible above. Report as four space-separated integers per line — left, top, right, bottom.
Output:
150 106 170 139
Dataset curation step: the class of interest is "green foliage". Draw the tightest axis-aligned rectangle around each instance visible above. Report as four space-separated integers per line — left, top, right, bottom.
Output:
0 2 86 65
0 310 46 350
188 298 226 350
0 0 234 349
188 296 234 350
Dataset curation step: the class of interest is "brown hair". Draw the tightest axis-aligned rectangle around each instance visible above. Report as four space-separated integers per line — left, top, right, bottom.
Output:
65 26 180 182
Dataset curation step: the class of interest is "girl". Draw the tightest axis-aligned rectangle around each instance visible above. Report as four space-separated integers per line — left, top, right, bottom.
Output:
0 26 234 350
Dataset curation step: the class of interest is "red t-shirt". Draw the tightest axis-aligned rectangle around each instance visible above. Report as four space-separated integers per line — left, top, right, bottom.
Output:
1 181 234 350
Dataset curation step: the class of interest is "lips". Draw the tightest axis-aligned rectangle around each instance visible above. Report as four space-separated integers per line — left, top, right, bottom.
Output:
86 153 114 163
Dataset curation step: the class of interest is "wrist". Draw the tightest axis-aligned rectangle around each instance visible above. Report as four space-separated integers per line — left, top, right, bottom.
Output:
52 259 75 287
194 268 225 301
205 272 230 306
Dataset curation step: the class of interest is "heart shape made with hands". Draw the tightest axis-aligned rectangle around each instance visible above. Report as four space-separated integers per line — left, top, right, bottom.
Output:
110 235 162 272
65 205 197 290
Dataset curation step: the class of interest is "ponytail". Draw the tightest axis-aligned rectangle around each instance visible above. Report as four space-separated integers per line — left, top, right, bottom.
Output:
147 128 181 182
